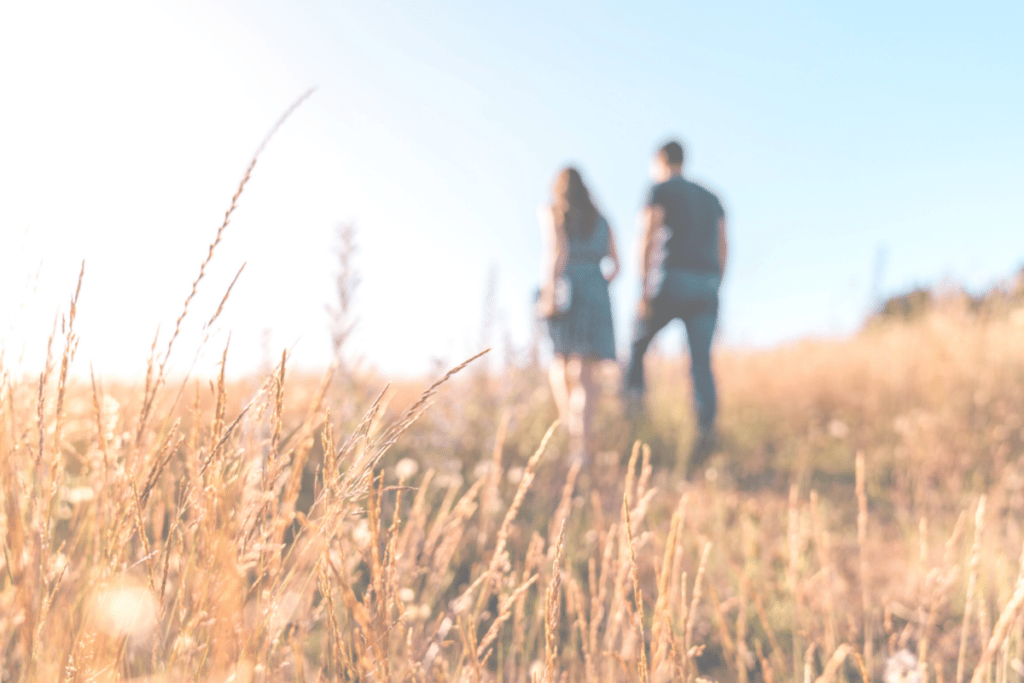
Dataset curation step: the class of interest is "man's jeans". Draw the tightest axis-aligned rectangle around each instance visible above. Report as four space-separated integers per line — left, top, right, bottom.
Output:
624 269 720 431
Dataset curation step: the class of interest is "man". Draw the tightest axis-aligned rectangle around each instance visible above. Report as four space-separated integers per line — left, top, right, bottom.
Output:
624 140 727 476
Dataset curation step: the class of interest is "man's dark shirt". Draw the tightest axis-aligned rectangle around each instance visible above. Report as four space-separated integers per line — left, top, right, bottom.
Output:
647 176 724 275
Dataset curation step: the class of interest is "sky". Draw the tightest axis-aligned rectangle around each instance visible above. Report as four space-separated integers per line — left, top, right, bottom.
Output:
1 1 1022 381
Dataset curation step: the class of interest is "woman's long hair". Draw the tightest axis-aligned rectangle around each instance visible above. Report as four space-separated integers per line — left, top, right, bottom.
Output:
552 167 599 241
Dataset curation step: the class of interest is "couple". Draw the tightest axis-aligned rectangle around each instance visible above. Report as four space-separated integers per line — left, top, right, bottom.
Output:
538 140 727 474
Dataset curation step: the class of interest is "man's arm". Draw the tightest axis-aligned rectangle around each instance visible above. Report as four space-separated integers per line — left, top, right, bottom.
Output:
638 204 664 316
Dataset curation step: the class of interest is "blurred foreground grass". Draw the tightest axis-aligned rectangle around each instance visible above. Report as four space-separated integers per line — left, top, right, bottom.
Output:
2 298 1024 682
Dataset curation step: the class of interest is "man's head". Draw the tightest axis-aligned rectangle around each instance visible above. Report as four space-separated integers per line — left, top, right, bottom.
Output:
651 140 684 181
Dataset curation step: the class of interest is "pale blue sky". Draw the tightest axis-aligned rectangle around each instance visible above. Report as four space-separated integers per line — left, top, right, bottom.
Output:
1 1 1021 379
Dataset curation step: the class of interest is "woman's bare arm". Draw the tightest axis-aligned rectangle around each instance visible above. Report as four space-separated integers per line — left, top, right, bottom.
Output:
604 221 620 282
718 216 728 276
539 205 567 281
538 206 567 312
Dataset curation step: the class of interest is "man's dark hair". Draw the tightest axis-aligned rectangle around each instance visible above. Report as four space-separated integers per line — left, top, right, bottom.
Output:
659 140 685 166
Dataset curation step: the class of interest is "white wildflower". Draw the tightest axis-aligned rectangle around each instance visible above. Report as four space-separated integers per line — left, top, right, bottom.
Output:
90 578 159 641
828 419 849 439
884 649 921 683
395 457 419 481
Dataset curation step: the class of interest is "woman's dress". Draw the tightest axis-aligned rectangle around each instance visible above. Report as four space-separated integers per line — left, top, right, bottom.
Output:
546 216 616 360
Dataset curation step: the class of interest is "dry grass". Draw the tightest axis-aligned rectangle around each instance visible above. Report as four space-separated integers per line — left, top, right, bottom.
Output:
3 101 1024 681
2 294 1024 682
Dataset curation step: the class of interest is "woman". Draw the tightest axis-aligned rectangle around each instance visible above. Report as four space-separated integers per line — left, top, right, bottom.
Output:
538 167 620 462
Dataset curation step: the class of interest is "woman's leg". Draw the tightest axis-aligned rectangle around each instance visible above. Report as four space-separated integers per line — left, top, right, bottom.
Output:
548 355 571 426
564 356 594 461
578 360 596 460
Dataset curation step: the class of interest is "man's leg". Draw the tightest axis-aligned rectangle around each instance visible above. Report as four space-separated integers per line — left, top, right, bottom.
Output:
683 297 719 432
624 305 673 398
681 297 719 478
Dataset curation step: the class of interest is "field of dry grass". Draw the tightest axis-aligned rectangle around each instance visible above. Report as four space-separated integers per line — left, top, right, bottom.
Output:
3 99 1023 682
2 289 1024 682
